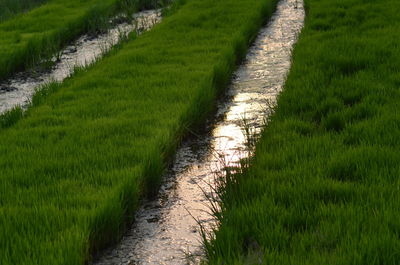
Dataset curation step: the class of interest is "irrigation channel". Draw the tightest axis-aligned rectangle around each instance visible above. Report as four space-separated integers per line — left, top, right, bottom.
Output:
93 0 305 264
0 9 161 114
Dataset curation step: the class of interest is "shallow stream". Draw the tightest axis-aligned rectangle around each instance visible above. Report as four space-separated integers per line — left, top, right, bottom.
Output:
93 0 305 264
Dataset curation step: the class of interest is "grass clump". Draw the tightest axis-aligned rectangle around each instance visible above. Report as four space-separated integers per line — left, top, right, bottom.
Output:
0 107 23 129
206 0 400 264
0 0 278 264
0 0 49 22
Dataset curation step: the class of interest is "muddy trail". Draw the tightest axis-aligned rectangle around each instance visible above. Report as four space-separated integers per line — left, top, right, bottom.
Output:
93 0 305 264
0 9 161 115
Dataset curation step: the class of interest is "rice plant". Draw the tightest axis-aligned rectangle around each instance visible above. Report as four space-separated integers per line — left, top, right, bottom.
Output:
0 0 279 264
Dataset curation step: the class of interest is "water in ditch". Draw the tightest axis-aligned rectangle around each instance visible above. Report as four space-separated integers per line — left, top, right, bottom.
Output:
93 0 305 264
0 9 161 115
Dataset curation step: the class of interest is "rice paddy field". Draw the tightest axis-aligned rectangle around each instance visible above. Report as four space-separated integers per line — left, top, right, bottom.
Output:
0 0 148 81
206 0 400 264
1 0 399 264
0 0 278 264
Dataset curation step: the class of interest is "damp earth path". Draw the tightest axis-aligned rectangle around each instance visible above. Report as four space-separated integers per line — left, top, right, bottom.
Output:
0 9 161 115
93 0 305 264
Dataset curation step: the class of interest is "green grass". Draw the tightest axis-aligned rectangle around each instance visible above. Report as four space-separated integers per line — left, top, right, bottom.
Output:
0 0 49 22
206 0 400 264
0 0 278 264
0 0 156 81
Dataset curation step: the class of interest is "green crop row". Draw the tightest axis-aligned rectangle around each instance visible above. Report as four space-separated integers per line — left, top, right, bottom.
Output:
0 0 49 22
206 0 400 264
0 0 278 264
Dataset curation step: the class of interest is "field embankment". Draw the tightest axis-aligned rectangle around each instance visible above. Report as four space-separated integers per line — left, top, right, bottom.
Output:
206 0 400 264
0 0 149 81
0 0 278 264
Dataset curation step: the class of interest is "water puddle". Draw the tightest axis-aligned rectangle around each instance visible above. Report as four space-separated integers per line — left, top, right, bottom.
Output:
0 9 161 114
93 0 304 264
